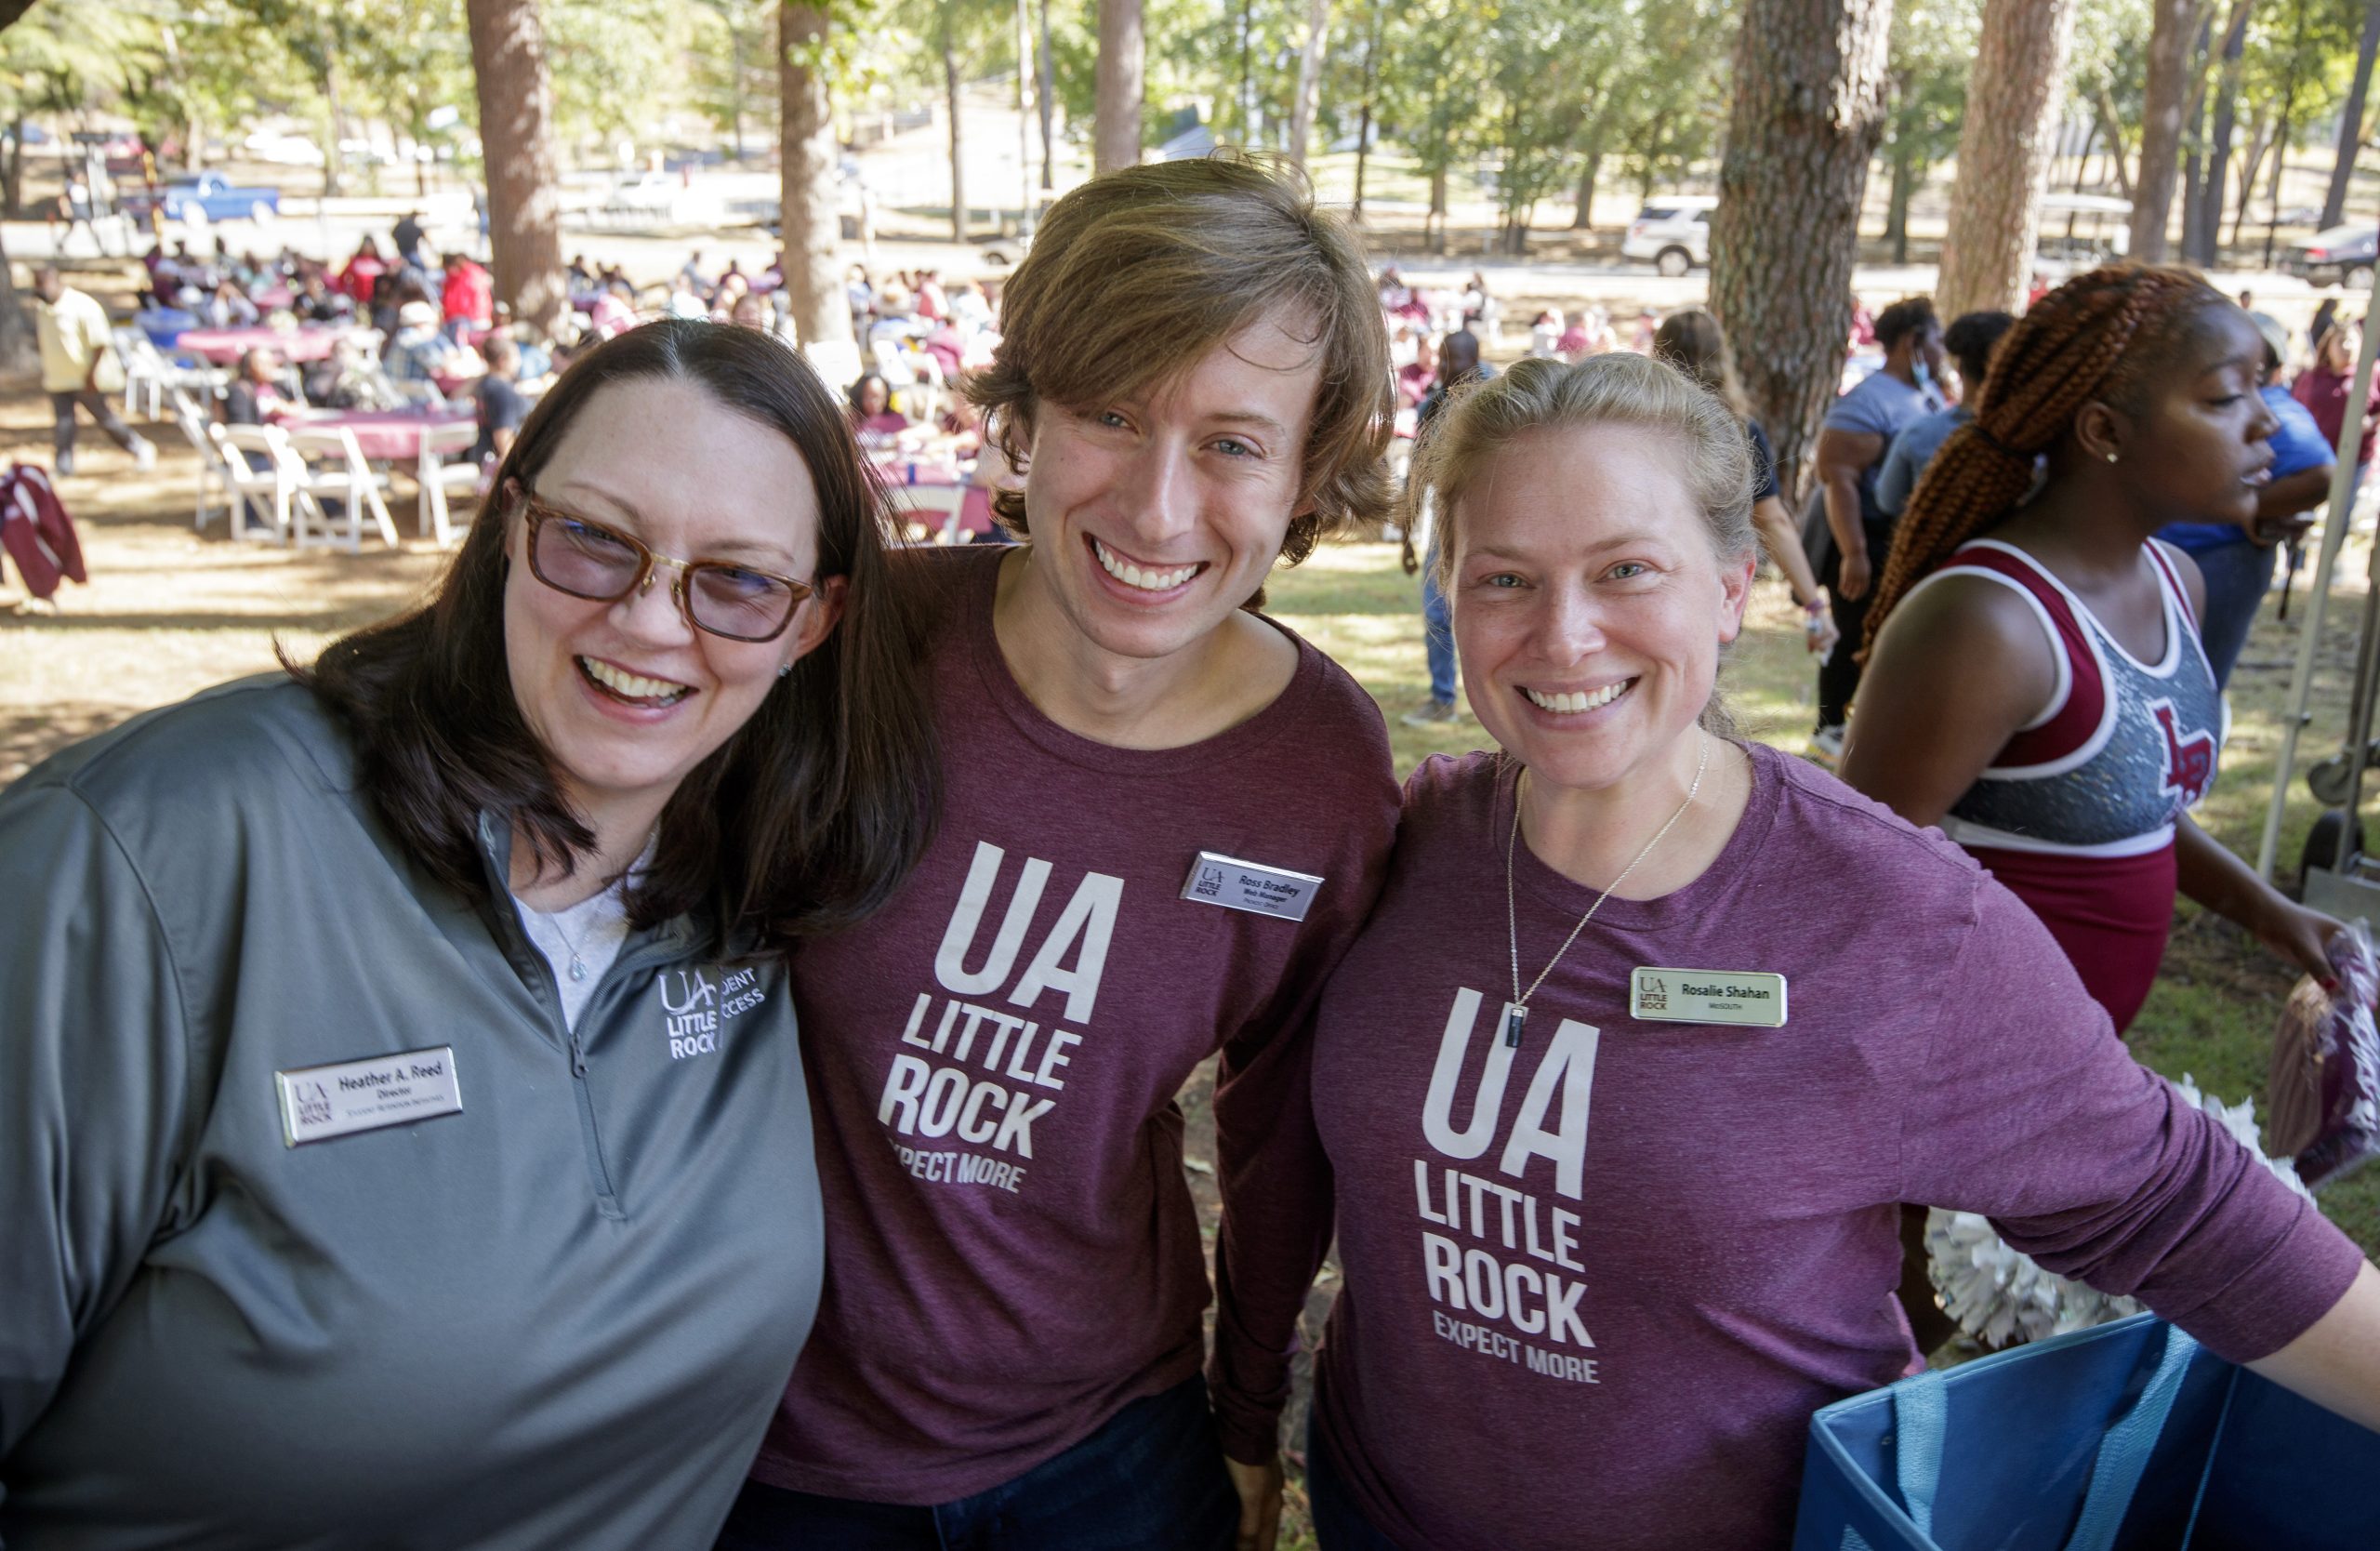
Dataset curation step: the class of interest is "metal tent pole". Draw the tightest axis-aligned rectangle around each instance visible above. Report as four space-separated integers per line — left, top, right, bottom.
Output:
2258 272 2380 879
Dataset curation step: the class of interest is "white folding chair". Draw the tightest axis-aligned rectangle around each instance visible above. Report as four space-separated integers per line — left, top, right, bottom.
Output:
870 337 919 387
416 418 486 547
119 329 224 420
115 328 166 419
892 482 970 545
803 338 865 393
214 423 323 544
170 388 237 532
283 424 400 550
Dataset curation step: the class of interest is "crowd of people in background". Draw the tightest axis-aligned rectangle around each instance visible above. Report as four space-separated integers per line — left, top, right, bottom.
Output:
60 222 1013 516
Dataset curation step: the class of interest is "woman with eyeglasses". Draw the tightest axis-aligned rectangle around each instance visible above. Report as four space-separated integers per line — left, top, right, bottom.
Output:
0 319 939 1549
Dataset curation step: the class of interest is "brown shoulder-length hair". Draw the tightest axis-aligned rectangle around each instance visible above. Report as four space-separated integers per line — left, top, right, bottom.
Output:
1652 309 1752 420
293 319 940 948
969 150 1394 564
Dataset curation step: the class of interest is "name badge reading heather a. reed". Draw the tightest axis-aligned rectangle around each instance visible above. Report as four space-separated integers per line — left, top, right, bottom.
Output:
1630 968 1788 1028
1181 851 1323 923
276 1046 463 1147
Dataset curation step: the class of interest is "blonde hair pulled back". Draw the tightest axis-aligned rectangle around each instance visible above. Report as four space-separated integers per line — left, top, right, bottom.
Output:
1405 353 1757 735
1407 352 1756 595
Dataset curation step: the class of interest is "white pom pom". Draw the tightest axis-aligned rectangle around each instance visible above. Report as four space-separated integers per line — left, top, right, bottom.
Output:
1924 1075 2306 1348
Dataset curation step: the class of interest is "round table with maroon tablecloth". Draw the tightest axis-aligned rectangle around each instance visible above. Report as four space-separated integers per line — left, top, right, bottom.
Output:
274 405 484 545
279 405 477 462
175 325 357 366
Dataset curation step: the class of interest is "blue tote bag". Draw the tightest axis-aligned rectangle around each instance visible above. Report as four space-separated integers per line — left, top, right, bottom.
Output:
1792 1313 2380 1550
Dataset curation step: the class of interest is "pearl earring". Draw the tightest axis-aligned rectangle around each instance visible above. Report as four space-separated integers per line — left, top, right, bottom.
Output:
2104 451 2119 464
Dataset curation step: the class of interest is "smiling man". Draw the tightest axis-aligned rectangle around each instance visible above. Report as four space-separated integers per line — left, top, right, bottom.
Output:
723 154 1400 1551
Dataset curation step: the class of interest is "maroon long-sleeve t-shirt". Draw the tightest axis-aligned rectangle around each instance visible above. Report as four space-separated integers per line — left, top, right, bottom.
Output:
1310 746 2364 1550
751 546 1398 1503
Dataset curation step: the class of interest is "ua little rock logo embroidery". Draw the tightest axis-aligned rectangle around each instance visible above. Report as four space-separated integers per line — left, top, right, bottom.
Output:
658 965 768 1060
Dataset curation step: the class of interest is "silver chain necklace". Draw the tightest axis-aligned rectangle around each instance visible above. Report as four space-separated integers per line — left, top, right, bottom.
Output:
550 908 596 983
1503 730 1709 1047
532 831 652 984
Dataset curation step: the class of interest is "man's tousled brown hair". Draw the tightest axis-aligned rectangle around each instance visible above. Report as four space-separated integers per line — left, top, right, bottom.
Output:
969 150 1393 564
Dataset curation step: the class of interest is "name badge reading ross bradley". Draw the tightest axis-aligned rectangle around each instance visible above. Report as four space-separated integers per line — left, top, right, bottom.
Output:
1630 968 1788 1028
1181 851 1323 923
276 1046 463 1147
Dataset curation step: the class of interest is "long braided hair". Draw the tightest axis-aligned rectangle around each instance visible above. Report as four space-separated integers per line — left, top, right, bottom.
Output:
1864 264 2232 650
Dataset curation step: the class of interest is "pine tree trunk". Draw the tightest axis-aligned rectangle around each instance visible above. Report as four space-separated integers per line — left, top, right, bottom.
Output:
2095 90 2135 196
1885 127 1915 264
2266 0 2307 266
1569 147 1602 230
1709 0 1895 501
1038 0 1055 189
6 116 22 219
2132 0 2206 260
945 40 967 241
465 0 566 331
2178 12 2215 264
2231 116 2269 247
1352 0 1382 219
778 2 850 347
2324 0 2380 228
0 224 34 373
321 58 348 198
1287 0 1330 171
731 27 747 159
1094 0 1144 175
2194 0 2252 265
1937 0 2081 317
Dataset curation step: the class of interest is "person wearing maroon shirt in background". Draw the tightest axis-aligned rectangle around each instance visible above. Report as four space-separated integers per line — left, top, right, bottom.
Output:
1395 332 1437 410
721 152 1400 1551
1296 353 2380 1551
439 249 494 340
2293 312 2379 501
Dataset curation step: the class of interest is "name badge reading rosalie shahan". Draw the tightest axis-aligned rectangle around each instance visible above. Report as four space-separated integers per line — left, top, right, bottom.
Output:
1630 967 1789 1028
1180 851 1323 923
276 1046 463 1147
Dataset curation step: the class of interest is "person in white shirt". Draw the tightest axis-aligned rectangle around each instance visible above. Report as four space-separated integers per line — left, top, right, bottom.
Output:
31 266 153 477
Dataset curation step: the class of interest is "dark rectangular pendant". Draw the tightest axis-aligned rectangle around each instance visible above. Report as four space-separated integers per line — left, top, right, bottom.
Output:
1504 1004 1527 1047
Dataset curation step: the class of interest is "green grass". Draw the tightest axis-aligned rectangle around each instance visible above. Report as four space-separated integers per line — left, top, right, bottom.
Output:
1267 538 2380 1262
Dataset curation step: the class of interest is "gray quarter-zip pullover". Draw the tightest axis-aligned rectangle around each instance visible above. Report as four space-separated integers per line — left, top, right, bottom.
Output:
1 678 822 1549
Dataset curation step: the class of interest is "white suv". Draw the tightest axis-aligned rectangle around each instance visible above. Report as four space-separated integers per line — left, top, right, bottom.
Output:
1621 196 1717 277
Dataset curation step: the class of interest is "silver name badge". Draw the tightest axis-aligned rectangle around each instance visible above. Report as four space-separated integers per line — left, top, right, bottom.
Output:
1180 851 1323 923
1630 967 1789 1028
276 1046 463 1147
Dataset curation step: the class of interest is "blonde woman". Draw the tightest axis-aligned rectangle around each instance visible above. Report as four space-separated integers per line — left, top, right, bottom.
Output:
1295 353 2380 1550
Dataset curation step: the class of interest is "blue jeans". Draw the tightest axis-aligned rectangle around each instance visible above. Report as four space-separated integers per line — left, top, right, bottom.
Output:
715 1376 1238 1551
1304 1415 1402 1551
1421 548 1455 705
2189 537 2278 691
